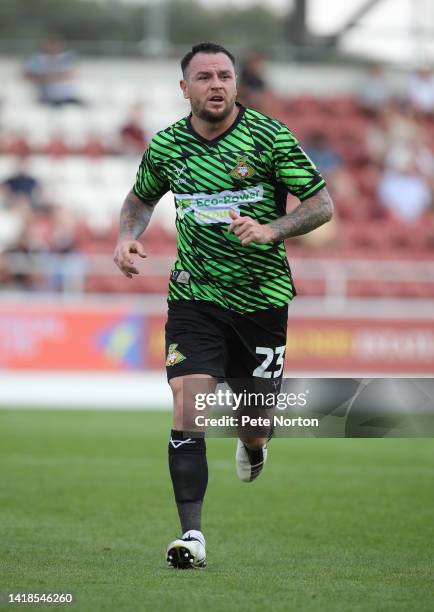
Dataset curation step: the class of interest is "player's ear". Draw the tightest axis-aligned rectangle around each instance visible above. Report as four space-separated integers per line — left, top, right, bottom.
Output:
180 79 189 100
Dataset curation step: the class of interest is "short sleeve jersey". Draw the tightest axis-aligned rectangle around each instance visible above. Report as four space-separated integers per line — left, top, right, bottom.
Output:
133 104 326 314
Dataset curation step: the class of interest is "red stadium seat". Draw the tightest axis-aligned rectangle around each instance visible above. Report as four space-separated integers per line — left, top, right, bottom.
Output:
293 278 326 297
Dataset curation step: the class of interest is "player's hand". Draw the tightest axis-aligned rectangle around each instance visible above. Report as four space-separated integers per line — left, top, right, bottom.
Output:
227 210 276 246
113 239 147 278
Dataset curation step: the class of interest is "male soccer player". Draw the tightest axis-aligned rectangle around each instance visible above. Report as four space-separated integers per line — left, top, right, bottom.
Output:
114 43 333 569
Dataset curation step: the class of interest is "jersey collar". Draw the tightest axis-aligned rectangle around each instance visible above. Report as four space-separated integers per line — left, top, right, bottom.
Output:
186 102 245 146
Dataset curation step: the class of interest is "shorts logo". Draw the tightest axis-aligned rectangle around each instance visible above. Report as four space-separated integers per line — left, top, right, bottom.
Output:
166 343 186 366
230 156 255 180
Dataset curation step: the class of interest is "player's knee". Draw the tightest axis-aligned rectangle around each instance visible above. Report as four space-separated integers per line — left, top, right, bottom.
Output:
240 436 268 449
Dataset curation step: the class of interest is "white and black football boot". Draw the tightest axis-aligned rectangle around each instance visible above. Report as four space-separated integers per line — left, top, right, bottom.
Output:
235 439 268 482
166 531 206 569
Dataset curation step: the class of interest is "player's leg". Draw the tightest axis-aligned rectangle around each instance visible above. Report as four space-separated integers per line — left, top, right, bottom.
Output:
235 399 272 482
169 374 216 534
228 305 288 482
166 374 217 568
164 301 225 567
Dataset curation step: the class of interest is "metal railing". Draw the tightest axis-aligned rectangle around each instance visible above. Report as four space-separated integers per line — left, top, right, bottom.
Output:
2 252 434 301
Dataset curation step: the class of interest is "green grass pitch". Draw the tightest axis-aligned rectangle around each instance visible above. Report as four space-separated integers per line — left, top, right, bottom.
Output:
0 409 433 612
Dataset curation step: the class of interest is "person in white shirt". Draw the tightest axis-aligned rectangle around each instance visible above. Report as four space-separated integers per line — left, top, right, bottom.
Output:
378 152 433 223
24 35 83 107
408 67 434 116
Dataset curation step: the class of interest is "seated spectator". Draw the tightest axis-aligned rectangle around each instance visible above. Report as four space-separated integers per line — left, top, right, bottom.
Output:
365 100 422 167
1 235 34 290
304 130 361 206
49 206 78 255
237 50 278 115
357 62 393 117
408 66 434 117
378 154 433 224
23 34 84 107
304 131 342 174
119 102 147 154
2 156 42 210
0 214 51 290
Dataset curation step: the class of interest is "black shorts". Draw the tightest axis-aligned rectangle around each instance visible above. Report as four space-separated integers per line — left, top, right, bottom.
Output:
165 300 288 384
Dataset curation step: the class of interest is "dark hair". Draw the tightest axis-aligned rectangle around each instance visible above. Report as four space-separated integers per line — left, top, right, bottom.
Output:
181 42 235 77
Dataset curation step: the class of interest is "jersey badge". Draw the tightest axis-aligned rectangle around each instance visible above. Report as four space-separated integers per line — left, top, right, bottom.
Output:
230 156 255 180
166 343 187 366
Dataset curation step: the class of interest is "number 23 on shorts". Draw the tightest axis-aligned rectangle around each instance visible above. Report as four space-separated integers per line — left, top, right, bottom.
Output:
253 346 286 378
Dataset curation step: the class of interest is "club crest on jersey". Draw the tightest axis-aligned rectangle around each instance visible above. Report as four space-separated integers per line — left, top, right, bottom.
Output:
230 156 255 180
166 343 186 366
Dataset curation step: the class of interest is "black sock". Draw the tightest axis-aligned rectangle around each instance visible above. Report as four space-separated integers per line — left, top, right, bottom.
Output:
168 429 208 534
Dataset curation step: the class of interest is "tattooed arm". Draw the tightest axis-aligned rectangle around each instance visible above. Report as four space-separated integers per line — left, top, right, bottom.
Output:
268 187 334 241
228 187 334 246
114 189 159 278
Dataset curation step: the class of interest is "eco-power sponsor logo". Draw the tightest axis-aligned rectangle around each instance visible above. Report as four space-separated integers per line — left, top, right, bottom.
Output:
175 185 264 225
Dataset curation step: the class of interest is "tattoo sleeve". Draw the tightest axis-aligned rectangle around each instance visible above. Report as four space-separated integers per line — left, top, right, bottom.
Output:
268 187 334 242
118 189 159 240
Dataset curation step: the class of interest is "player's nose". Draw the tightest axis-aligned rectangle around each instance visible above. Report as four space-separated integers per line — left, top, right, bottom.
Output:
209 75 223 88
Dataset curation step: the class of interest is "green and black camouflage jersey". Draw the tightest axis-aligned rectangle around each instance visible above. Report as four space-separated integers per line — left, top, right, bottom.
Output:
133 104 326 313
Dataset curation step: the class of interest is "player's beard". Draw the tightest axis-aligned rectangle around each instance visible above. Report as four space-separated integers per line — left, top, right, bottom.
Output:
191 95 236 124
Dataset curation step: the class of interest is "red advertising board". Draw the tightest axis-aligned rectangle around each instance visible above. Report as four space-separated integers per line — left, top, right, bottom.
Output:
0 305 146 371
283 317 434 373
1 303 433 374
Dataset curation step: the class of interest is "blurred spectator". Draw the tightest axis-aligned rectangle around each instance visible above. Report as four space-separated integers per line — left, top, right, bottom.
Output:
48 207 82 291
49 206 78 255
365 99 434 194
366 100 422 166
119 102 147 154
0 215 51 290
237 50 278 114
0 201 25 254
378 154 433 224
357 62 393 117
304 130 361 205
1 235 34 290
23 34 84 107
304 130 342 174
1 206 81 291
408 66 434 117
2 156 42 210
